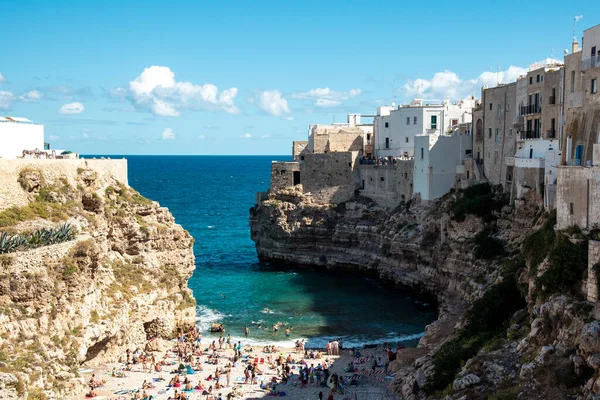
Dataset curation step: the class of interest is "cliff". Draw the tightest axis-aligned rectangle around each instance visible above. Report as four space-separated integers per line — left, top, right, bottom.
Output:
250 185 600 399
0 160 196 399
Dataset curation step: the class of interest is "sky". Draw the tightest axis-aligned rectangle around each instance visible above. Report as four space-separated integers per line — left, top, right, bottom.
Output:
0 0 597 155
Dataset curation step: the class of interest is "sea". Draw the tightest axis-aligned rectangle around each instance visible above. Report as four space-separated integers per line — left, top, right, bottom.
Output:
118 155 436 349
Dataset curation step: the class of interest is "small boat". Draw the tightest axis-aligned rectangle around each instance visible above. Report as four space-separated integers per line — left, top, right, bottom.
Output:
210 323 225 332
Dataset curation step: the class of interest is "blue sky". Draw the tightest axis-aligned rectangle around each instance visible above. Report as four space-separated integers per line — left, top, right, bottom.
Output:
0 0 597 155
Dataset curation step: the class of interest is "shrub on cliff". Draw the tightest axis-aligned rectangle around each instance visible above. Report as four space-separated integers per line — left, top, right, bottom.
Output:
522 210 556 275
474 228 505 259
534 235 588 299
423 276 525 394
450 183 506 223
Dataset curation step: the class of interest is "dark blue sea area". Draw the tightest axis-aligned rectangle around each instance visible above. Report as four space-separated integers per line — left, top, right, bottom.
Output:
107 155 435 348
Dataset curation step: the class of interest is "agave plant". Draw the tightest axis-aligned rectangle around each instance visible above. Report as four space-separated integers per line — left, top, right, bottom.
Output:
0 232 16 254
0 223 76 255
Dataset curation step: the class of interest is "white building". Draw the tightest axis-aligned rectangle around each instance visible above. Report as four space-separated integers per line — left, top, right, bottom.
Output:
0 117 45 159
414 130 473 201
374 97 476 159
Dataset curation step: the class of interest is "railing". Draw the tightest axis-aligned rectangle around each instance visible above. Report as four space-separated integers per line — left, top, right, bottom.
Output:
548 96 556 105
546 129 556 138
582 55 598 72
520 104 541 116
519 130 541 140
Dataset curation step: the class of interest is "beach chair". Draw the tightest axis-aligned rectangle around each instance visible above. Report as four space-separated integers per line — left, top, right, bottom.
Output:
259 358 265 364
254 357 259 364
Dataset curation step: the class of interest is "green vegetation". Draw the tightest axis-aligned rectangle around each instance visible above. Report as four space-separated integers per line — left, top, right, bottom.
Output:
423 277 526 394
473 228 505 259
522 210 556 275
0 224 75 254
60 239 97 279
90 310 100 324
534 235 588 299
0 202 72 228
450 183 507 222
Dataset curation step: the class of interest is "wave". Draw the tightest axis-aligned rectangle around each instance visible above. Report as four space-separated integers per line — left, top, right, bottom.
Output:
195 305 224 332
210 332 425 350
260 307 276 314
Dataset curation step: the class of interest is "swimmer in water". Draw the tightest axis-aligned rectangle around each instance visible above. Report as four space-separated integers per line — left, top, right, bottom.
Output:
273 324 279 332
220 293 226 299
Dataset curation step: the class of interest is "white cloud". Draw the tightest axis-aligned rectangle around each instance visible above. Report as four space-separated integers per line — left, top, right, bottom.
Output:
162 128 175 140
240 133 252 139
126 66 239 117
0 91 14 110
257 90 290 116
261 134 270 139
284 116 295 121
82 129 89 139
291 87 361 107
198 135 206 140
20 90 43 102
49 135 60 141
403 66 528 100
0 73 6 83
58 102 85 114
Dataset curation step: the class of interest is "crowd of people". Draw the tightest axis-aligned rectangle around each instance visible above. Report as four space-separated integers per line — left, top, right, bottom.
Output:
359 155 411 165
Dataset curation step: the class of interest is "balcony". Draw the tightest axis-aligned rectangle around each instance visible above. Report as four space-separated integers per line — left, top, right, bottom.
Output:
567 91 584 108
548 96 556 105
512 115 524 127
519 130 541 141
582 55 598 72
546 129 556 139
520 104 541 116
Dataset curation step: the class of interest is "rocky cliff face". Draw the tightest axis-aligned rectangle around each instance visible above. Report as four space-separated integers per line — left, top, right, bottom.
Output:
0 164 196 399
250 185 600 399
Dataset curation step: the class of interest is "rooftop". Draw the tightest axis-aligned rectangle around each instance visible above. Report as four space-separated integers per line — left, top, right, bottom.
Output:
0 116 34 124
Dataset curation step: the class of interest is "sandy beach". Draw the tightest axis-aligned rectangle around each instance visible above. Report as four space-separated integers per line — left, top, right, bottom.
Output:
79 339 397 400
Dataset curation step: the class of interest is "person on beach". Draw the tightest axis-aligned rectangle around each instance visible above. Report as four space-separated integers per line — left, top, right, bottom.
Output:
285 327 291 337
326 341 332 356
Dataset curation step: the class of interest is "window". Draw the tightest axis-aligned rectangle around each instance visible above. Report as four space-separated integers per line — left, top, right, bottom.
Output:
592 46 597 57
451 118 459 126
509 128 513 138
366 133 371 142
592 78 598 94
489 103 492 110
489 128 492 138
529 77 533 84
494 151 498 164
406 117 410 125
384 122 389 128
570 202 574 215
405 137 409 143
385 137 390 149
497 104 502 117
421 148 424 160
404 172 408 179
506 103 510 111
380 177 384 182
430 115 437 129
495 128 499 142
536 74 540 83
571 70 575 93
413 116 417 124
541 75 544 82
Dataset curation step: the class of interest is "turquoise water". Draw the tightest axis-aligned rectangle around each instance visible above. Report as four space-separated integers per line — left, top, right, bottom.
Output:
123 155 435 348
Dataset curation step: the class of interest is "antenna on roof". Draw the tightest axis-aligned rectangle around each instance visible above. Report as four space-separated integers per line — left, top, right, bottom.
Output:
497 63 501 86
573 15 583 41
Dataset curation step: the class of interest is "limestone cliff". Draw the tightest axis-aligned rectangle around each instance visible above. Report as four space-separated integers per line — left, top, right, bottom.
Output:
0 161 196 399
250 185 600 399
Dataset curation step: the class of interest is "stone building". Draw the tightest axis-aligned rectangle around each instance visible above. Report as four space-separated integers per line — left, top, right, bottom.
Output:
358 161 413 208
510 59 564 207
556 143 600 231
562 24 600 168
476 82 517 190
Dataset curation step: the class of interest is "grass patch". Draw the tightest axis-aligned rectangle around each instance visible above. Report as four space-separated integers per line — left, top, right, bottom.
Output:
0 202 72 228
423 276 526 394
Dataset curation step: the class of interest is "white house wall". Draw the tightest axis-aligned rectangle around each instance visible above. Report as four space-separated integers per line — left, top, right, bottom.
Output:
0 122 44 159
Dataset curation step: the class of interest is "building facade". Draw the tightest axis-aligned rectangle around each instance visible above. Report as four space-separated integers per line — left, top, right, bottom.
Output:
0 117 45 159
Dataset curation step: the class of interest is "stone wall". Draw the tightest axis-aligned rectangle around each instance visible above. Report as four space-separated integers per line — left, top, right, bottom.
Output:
292 141 308 161
310 126 364 154
270 161 301 191
588 240 600 302
0 158 128 211
358 162 413 208
301 152 355 204
556 160 600 230
512 165 544 202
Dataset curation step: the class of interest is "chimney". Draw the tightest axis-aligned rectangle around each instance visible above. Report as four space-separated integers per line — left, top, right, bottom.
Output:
572 39 580 53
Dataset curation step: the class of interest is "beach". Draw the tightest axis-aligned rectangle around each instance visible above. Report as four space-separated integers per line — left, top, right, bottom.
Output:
80 339 397 400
